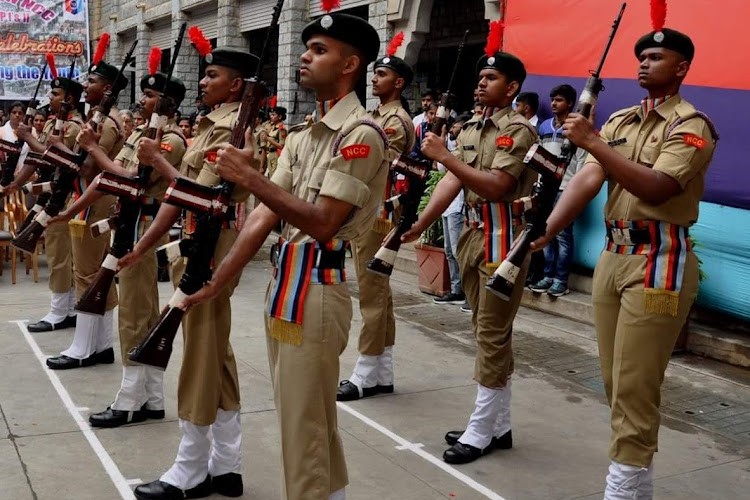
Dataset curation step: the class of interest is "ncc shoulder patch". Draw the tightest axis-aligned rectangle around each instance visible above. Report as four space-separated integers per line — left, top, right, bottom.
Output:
205 150 218 163
341 144 370 160
496 136 514 149
683 133 706 149
160 143 173 153
384 127 397 136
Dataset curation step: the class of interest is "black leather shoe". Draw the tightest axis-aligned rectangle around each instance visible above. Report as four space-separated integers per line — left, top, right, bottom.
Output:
336 380 379 401
444 429 513 450
443 442 485 464
376 384 394 394
94 347 115 364
27 315 77 332
89 407 148 428
140 404 165 420
46 354 95 370
212 473 243 497
134 477 212 500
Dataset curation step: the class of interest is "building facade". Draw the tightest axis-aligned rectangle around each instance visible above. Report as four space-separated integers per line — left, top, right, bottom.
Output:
91 0 501 122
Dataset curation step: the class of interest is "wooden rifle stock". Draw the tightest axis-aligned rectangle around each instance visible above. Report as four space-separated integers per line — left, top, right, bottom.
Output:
485 2 626 300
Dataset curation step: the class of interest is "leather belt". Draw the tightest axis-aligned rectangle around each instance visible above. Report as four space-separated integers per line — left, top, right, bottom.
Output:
606 227 652 246
270 241 346 270
140 203 159 217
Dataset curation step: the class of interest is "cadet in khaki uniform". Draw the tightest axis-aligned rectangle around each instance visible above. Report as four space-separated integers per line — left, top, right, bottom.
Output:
182 13 386 500
119 48 256 500
45 60 125 370
532 27 717 498
337 43 415 401
59 71 188 427
402 49 538 464
261 105 287 178
11 76 83 332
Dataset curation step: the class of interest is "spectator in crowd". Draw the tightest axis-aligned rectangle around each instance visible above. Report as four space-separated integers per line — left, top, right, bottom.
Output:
0 108 6 125
178 116 193 145
433 113 472 310
529 84 587 297
0 102 29 165
412 88 438 128
132 107 145 128
32 110 47 139
515 91 540 127
119 109 135 140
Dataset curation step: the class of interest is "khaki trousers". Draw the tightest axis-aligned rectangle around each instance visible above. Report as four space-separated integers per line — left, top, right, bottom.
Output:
45 220 73 293
593 250 699 467
265 281 351 500
172 229 242 426
457 227 529 389
352 226 395 356
70 195 118 310
118 247 161 365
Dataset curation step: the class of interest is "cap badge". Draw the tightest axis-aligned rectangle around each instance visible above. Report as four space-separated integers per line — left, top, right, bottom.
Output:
487 56 496 65
205 53 213 64
382 57 390 64
53 79 60 86
90 65 97 72
148 76 156 85
321 15 333 29
653 31 665 43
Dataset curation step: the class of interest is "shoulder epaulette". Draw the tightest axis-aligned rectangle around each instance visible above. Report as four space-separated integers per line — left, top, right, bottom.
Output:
507 114 539 138
331 118 388 156
287 121 308 134
669 101 719 141
608 105 640 121
382 112 416 151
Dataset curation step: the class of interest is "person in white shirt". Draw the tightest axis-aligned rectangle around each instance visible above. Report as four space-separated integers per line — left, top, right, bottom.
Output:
0 101 30 170
412 88 437 128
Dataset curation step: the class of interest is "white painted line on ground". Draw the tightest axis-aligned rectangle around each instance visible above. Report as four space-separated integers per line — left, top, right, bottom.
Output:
75 407 90 412
338 402 507 500
126 479 143 486
12 320 136 500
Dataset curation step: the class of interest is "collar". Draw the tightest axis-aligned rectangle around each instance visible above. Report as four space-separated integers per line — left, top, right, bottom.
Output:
372 99 401 117
487 106 513 129
205 101 241 125
318 92 360 131
639 94 680 120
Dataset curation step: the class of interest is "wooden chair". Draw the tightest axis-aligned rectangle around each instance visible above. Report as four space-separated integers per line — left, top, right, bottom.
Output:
1 191 40 283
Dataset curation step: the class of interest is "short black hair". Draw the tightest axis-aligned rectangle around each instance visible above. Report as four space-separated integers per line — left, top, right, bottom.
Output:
421 89 438 100
455 112 473 124
516 92 539 113
549 84 577 105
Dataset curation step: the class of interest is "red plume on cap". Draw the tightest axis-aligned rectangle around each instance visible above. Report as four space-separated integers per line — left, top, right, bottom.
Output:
651 0 667 32
46 53 58 79
270 95 278 108
188 26 212 57
386 32 405 57
321 0 341 13
148 47 162 77
484 20 505 57
93 33 110 65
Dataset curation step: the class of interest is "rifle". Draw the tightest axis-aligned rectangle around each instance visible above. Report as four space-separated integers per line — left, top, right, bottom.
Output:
367 29 470 276
129 0 284 369
76 24 187 316
485 2 626 300
0 58 48 190
12 41 138 254
18 58 78 232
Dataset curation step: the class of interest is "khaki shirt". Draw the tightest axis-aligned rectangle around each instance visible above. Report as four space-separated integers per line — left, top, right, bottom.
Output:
179 102 250 202
587 95 717 226
267 122 286 153
270 91 389 243
368 99 415 162
93 107 125 160
39 111 83 150
454 106 539 205
115 120 187 199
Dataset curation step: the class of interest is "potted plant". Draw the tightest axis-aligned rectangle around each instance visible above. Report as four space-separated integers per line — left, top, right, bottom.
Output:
415 170 451 297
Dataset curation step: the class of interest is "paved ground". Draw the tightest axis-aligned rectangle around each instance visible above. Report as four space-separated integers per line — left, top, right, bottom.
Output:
1 243 749 500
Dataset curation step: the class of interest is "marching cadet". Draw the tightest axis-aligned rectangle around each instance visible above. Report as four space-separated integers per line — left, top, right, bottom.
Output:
401 23 538 464
10 69 83 333
181 11 387 500
261 104 287 178
531 11 717 498
45 51 125 370
118 43 257 499
337 32 416 402
53 67 187 427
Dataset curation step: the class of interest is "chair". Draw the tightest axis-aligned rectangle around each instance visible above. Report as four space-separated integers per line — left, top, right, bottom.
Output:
1 191 40 283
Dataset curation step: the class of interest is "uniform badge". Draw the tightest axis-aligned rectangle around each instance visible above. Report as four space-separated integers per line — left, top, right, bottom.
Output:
496 136 514 149
383 127 396 136
382 57 391 64
462 145 475 151
148 76 156 85
160 143 173 153
205 53 213 64
341 144 370 160
683 133 706 149
205 150 218 162
607 138 627 147
90 64 97 72
321 15 333 29
653 31 665 43
53 78 60 87
487 56 496 65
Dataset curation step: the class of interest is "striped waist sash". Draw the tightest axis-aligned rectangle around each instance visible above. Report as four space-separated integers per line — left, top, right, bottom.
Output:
464 202 513 270
267 238 348 346
605 219 691 317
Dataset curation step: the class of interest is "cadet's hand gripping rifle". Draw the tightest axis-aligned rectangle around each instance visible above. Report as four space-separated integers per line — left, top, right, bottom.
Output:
485 2 626 300
129 0 284 369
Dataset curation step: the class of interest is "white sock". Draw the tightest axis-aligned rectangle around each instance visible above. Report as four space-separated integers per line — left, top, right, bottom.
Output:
144 365 165 411
60 313 98 359
111 365 147 411
41 292 70 325
604 460 654 500
376 346 394 386
350 354 379 391
161 419 211 490
208 409 242 477
458 383 505 449
94 309 114 353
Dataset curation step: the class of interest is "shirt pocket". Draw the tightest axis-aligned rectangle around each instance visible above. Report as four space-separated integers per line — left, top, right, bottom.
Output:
305 166 327 202
637 145 659 167
462 149 479 167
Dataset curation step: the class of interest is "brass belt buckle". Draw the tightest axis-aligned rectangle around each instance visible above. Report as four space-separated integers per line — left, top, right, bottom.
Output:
611 228 634 246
